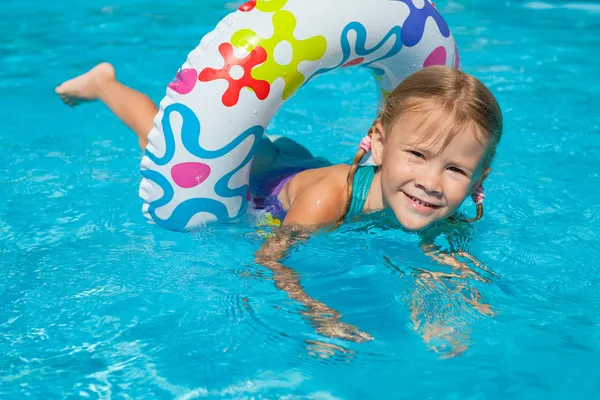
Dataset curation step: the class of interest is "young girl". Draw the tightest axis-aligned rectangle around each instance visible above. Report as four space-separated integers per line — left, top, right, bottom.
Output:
56 63 503 351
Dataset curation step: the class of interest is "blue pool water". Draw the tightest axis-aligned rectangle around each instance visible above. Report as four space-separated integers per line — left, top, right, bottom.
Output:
2 0 600 397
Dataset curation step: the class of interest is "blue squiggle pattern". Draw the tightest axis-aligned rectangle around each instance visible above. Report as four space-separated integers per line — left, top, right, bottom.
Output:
141 169 173 209
144 107 181 166
306 21 403 83
143 103 264 231
142 169 231 231
392 0 450 47
213 126 263 202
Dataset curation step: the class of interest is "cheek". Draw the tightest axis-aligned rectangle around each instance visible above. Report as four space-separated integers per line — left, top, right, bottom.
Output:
383 165 409 191
444 178 472 205
382 152 412 183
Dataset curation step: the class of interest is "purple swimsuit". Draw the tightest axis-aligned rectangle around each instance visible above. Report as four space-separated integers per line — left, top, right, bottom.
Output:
250 156 331 221
252 169 304 220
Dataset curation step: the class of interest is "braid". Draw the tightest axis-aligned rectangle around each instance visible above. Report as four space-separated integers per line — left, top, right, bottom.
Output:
449 202 484 224
336 117 381 226
462 203 483 223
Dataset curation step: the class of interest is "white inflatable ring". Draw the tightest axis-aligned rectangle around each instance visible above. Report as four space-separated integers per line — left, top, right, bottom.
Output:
139 0 459 231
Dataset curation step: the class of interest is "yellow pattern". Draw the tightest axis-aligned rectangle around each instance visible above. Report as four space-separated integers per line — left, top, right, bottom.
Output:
255 0 288 12
231 11 327 100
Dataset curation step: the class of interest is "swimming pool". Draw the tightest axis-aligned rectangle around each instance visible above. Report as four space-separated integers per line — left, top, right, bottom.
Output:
2 0 600 397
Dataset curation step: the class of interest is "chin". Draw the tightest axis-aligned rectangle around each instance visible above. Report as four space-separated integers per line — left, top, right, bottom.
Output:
395 214 434 232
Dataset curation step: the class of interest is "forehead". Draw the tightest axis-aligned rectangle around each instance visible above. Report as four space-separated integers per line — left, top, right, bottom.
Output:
389 111 488 160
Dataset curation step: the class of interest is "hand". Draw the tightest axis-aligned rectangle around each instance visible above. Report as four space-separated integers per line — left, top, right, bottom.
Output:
312 316 373 343
421 324 468 359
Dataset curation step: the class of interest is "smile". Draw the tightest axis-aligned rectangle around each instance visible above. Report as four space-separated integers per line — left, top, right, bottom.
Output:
403 192 442 213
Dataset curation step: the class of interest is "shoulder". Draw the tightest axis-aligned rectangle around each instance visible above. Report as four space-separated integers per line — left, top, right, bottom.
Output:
282 164 351 226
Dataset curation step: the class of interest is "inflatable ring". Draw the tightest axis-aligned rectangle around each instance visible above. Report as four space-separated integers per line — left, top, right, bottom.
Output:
139 0 459 231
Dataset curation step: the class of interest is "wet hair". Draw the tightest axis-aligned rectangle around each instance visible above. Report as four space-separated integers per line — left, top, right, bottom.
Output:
339 66 503 224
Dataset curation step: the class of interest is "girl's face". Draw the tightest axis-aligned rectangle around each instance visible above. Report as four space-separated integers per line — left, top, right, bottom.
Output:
370 113 490 231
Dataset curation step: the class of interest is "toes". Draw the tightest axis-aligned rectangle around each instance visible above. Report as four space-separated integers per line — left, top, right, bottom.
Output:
59 94 78 108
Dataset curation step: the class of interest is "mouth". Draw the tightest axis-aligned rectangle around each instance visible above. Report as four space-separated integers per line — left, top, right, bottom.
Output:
403 192 442 213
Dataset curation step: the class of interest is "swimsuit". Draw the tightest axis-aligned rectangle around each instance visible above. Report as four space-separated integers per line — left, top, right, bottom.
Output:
253 165 377 223
345 165 377 222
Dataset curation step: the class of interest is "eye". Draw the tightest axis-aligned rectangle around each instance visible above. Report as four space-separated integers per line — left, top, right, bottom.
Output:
448 166 466 175
408 150 425 159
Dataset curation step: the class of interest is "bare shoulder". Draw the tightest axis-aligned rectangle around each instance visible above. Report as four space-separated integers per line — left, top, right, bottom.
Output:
291 164 351 203
282 164 351 226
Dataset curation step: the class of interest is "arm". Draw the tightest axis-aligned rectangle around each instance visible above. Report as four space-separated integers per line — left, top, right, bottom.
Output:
408 235 496 357
256 227 341 318
255 225 326 314
418 240 492 283
254 187 371 342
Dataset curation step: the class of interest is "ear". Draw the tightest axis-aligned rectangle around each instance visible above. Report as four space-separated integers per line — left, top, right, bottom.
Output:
472 167 491 192
370 121 386 166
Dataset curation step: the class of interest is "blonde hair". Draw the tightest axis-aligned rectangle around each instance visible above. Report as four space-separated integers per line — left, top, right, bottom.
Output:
339 66 503 224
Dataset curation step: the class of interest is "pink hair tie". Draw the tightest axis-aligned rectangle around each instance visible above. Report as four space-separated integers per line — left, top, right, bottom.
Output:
359 135 372 152
471 186 485 205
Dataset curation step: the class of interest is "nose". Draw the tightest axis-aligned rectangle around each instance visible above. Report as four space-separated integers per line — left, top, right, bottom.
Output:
414 169 443 197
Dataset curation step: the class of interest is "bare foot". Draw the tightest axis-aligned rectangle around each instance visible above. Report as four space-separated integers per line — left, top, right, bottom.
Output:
55 62 116 107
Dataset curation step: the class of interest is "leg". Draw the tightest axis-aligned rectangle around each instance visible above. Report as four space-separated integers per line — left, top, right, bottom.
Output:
55 63 157 150
269 135 313 159
251 134 324 178
251 136 281 177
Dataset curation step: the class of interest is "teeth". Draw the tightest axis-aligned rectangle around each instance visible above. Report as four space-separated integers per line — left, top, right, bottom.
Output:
409 194 435 208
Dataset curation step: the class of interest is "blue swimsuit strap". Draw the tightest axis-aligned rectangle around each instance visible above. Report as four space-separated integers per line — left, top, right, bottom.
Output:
346 165 377 221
